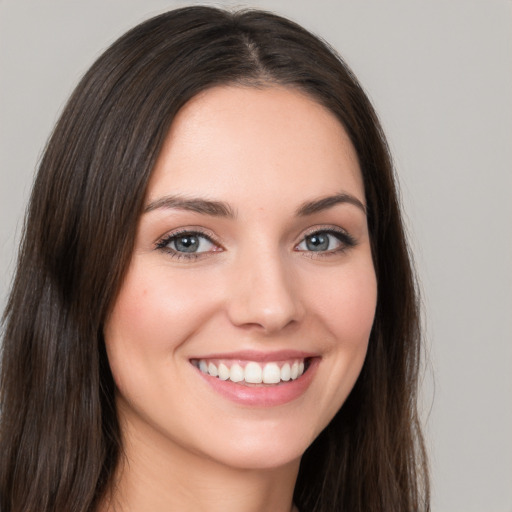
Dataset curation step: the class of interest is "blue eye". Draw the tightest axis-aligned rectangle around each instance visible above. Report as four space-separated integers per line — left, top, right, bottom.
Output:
156 231 218 256
296 229 355 253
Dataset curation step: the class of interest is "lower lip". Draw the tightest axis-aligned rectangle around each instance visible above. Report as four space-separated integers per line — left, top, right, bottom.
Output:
194 358 319 407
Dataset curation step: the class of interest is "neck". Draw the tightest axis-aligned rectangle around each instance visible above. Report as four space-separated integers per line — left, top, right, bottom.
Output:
100 410 300 512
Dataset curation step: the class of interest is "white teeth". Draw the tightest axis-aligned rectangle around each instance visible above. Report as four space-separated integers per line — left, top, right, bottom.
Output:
218 363 230 381
244 362 263 384
197 359 307 384
208 362 218 377
262 362 281 384
281 363 291 381
230 363 244 382
290 361 299 380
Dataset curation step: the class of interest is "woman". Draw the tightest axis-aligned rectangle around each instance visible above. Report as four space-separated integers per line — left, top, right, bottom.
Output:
0 6 429 512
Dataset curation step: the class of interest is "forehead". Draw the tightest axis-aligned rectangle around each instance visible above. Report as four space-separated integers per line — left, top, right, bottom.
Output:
147 85 364 208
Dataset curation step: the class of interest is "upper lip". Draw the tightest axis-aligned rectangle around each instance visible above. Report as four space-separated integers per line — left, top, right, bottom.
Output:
190 350 318 362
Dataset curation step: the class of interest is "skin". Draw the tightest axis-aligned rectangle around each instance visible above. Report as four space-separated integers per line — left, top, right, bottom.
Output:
103 85 377 512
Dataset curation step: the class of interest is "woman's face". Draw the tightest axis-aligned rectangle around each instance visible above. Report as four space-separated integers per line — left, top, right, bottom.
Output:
104 85 377 471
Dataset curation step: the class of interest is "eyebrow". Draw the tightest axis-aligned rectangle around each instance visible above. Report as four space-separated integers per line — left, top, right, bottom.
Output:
144 195 236 218
144 192 366 218
295 193 366 216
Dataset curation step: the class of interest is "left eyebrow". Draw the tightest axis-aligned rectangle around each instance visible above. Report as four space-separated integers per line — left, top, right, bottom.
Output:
144 195 236 218
295 193 366 216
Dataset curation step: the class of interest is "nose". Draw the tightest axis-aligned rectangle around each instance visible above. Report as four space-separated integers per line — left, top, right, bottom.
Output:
226 249 304 334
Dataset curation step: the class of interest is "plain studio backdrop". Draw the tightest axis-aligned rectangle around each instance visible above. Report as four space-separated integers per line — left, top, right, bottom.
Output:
1 1 511 510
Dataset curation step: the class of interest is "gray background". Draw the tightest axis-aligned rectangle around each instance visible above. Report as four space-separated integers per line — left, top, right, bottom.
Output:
1 1 511 510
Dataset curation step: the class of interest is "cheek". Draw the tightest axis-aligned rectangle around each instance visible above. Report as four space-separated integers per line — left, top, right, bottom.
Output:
311 263 377 412
310 263 377 344
105 261 219 354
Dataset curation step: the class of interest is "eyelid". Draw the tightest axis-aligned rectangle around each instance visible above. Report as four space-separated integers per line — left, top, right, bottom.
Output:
294 225 357 254
154 227 224 257
298 224 355 242
155 226 220 245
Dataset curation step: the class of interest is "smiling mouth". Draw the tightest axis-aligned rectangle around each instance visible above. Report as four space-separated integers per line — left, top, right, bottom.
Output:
191 358 313 385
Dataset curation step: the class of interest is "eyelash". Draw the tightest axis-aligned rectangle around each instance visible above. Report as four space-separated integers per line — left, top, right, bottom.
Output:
296 227 357 258
154 226 357 260
155 229 221 261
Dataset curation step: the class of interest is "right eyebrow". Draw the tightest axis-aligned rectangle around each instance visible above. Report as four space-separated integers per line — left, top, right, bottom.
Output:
143 195 236 218
295 193 366 216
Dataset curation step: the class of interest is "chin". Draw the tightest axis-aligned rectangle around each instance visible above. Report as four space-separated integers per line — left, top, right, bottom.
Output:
202 437 307 471
186 414 323 471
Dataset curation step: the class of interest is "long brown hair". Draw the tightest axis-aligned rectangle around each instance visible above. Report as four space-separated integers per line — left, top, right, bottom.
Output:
0 6 429 511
